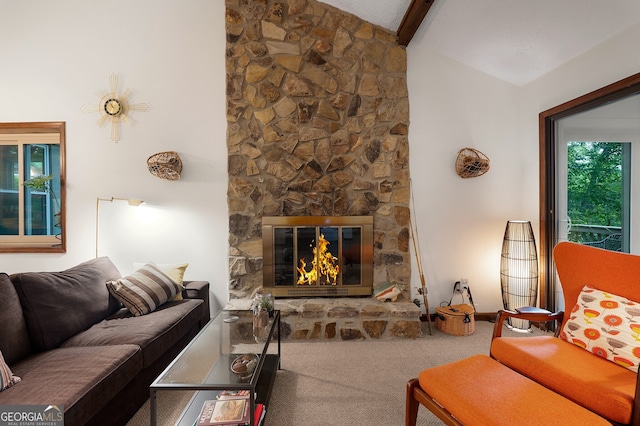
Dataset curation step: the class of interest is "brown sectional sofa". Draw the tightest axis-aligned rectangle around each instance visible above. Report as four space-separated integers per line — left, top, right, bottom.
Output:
0 257 210 426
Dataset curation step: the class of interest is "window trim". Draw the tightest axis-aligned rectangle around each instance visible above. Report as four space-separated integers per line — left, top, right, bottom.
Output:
0 122 66 253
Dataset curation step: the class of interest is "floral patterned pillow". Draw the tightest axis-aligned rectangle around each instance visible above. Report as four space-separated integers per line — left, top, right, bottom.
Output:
560 285 640 372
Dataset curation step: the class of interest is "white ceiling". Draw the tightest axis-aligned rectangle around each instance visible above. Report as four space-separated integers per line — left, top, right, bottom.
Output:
319 0 412 32
321 0 640 86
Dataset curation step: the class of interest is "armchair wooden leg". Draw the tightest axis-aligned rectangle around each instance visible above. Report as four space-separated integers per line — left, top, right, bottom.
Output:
406 376 464 426
406 378 420 426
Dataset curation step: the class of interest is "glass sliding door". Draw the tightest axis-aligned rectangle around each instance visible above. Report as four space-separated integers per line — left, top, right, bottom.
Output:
540 73 640 318
556 141 630 252
553 95 640 311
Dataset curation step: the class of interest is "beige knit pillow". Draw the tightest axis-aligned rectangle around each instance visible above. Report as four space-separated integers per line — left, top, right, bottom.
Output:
106 263 184 316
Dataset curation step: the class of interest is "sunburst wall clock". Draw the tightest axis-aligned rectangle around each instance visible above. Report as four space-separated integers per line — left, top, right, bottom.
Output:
82 73 151 142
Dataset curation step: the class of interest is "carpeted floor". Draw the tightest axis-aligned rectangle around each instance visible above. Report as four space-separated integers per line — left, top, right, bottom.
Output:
127 321 547 426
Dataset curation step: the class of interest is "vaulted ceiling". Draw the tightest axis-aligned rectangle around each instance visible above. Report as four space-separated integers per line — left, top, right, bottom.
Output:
321 0 640 86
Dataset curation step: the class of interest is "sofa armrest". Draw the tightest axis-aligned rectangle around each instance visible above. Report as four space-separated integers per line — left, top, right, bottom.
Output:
183 280 209 300
183 281 210 325
491 308 564 340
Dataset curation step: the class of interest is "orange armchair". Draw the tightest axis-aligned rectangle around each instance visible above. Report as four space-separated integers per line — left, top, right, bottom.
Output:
491 242 640 425
406 242 640 425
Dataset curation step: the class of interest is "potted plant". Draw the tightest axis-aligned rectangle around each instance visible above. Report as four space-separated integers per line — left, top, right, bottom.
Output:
255 293 274 316
252 293 274 342
23 174 61 235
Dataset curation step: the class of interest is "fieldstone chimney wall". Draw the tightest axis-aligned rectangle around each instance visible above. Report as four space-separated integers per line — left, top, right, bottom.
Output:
225 0 411 300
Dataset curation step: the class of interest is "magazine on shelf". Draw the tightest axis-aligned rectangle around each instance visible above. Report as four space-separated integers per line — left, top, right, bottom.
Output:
196 397 249 426
195 393 265 426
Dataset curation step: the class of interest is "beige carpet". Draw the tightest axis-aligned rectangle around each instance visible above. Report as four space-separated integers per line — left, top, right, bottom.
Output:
127 321 546 426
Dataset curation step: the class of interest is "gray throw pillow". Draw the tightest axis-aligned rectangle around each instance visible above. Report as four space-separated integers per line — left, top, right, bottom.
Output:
0 273 32 364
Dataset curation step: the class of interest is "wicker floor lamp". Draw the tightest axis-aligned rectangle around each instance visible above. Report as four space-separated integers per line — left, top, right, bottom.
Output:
500 220 539 332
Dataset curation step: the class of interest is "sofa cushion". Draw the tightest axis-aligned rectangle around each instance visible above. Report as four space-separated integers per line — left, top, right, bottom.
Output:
560 285 640 372
0 351 21 391
10 257 122 352
61 299 203 368
0 273 32 364
106 263 184 316
491 335 635 424
0 345 142 426
418 354 610 425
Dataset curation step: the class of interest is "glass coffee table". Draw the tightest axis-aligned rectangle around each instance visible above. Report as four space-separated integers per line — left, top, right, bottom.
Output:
150 310 281 426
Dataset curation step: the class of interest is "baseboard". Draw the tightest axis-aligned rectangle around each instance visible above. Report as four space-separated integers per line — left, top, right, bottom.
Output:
474 312 497 322
421 312 497 323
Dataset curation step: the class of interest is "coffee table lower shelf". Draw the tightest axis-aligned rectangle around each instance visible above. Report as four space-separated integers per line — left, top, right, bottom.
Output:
174 353 280 426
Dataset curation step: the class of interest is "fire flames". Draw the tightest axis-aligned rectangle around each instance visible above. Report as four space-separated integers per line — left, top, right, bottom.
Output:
297 234 340 285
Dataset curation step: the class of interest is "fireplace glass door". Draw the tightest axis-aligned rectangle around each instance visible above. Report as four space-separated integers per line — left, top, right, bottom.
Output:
263 216 373 297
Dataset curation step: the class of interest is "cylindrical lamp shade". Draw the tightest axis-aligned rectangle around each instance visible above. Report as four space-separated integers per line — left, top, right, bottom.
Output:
500 220 539 331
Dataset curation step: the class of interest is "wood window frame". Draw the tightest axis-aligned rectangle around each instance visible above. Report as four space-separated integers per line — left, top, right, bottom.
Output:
0 122 66 253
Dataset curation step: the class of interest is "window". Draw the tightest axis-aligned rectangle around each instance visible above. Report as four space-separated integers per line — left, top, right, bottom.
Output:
0 122 65 252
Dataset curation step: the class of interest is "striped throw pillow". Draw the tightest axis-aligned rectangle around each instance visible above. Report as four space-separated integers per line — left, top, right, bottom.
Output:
0 350 21 392
106 263 184 316
132 262 188 301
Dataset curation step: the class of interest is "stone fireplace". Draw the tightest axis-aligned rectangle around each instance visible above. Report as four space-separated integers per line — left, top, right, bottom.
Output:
225 0 421 339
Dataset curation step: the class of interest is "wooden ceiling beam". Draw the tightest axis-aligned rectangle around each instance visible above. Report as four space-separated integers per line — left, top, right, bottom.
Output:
397 0 435 46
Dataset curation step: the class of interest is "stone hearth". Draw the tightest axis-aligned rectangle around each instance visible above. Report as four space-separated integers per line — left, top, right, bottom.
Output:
225 298 422 340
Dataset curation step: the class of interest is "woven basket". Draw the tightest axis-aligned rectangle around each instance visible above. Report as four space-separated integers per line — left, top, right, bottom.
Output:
455 148 490 179
435 304 475 336
147 151 182 180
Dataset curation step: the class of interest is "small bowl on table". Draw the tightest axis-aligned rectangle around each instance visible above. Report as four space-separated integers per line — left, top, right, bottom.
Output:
231 353 258 381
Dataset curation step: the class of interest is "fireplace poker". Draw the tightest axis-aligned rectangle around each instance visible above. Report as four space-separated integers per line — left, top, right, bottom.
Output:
410 180 432 335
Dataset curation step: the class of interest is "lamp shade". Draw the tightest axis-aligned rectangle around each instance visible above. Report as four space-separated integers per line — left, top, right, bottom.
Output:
500 220 538 331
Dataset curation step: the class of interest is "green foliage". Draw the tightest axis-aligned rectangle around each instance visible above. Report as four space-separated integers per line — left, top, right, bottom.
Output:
23 174 60 210
23 174 53 191
567 142 622 227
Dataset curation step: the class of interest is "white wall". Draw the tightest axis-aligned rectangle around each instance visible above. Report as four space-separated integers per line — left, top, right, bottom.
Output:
518 23 640 309
0 0 229 313
3 1 640 317
406 42 521 312
407 20 640 313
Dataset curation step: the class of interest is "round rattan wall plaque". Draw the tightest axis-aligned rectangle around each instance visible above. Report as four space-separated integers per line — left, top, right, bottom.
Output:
147 151 182 180
455 148 490 179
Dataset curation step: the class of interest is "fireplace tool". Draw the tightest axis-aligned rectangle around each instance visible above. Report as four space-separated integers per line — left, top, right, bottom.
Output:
410 180 432 335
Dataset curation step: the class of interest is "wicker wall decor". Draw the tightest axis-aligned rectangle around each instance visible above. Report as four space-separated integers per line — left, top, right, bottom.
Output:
455 148 490 179
147 151 182 180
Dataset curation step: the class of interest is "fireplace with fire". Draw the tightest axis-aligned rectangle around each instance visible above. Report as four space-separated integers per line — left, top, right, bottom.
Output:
262 216 373 297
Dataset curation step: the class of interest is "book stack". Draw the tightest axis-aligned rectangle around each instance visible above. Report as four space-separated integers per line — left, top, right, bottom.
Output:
196 390 266 426
253 403 266 426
